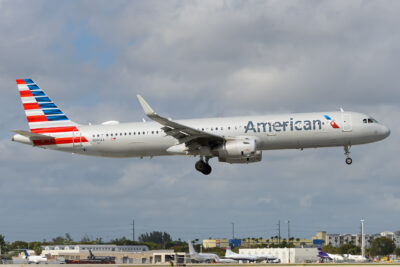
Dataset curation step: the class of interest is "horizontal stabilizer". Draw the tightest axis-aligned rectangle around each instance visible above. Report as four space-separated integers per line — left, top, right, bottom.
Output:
12 130 55 141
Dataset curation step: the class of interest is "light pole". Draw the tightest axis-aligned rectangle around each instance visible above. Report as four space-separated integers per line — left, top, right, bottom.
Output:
288 220 291 264
361 219 365 258
231 222 235 240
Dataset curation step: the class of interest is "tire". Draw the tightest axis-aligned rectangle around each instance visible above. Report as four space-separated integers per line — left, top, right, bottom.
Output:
195 160 205 172
202 164 212 175
345 157 352 165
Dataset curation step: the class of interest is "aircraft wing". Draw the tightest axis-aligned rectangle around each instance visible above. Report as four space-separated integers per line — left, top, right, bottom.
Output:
137 95 225 152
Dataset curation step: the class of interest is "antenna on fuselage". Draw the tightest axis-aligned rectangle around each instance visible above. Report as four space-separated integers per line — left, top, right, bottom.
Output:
340 107 344 112
142 118 146 122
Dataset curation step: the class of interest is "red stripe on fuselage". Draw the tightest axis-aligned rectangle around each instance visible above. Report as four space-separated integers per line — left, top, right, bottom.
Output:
33 136 88 146
23 103 41 110
20 90 33 97
27 115 48 122
31 126 79 134
16 79 25 84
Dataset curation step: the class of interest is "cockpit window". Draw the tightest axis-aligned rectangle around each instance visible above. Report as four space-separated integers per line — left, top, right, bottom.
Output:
364 118 378 124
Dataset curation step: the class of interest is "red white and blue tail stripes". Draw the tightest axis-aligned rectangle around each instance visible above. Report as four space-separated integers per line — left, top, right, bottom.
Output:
16 79 88 146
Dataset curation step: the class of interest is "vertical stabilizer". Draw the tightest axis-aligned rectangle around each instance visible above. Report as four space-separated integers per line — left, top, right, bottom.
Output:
188 240 196 255
225 247 235 256
15 79 88 146
16 79 77 131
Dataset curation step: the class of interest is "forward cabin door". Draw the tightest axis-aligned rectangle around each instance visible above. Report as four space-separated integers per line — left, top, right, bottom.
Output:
342 112 352 132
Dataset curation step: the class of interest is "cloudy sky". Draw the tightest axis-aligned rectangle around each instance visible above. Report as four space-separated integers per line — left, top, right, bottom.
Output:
0 0 399 242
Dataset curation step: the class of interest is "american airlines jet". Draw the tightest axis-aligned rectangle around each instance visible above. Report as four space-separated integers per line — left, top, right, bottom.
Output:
12 79 390 175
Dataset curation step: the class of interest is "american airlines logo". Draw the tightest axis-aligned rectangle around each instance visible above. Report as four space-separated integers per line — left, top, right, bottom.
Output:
324 115 340 128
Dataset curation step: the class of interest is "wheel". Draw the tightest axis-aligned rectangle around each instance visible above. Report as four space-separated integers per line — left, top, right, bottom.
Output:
195 160 205 172
345 157 352 165
201 164 212 175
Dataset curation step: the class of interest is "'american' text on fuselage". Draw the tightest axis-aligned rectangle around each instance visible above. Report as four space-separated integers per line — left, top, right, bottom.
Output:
245 118 323 133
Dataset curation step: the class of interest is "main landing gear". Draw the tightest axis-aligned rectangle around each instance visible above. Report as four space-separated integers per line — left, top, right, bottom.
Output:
344 145 352 165
195 156 212 175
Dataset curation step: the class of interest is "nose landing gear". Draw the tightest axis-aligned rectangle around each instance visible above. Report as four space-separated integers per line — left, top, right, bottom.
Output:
344 145 352 165
195 157 212 175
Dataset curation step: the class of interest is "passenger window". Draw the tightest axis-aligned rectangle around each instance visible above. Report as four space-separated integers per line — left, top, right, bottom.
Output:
156 131 159 134
151 131 154 134
143 131 145 135
138 132 140 135
92 134 95 137
221 127 223 130
120 133 122 136
216 127 218 130
129 132 131 135
134 132 136 135
228 127 231 130
363 119 367 123
124 133 127 135
97 134 100 137
202 128 204 131
111 134 113 136
106 134 109 137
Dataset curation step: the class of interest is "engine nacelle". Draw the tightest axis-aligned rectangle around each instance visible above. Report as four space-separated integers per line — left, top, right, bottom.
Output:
218 137 262 164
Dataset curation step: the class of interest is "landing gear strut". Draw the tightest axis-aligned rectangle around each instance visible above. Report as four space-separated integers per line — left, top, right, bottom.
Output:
195 157 212 175
344 145 352 165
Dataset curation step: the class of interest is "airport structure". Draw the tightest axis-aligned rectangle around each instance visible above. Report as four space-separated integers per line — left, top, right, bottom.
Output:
39 244 186 264
239 248 318 264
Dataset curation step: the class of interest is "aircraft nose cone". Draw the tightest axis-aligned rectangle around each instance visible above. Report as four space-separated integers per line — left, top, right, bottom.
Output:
380 125 390 139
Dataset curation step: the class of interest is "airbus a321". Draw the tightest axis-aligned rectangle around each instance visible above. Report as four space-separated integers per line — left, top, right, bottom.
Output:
12 79 390 175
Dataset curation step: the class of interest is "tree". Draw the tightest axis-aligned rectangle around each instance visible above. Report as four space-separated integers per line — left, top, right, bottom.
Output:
138 231 172 247
51 236 66 245
338 243 360 255
65 233 73 244
370 237 395 257
0 234 7 256
322 244 338 254
10 241 28 250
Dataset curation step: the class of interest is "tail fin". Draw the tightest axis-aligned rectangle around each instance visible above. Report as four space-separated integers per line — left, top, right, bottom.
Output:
188 240 196 255
225 247 235 256
317 247 330 258
16 79 78 133
23 249 29 257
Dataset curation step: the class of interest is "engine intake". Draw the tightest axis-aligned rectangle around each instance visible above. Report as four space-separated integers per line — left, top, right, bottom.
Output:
218 137 262 164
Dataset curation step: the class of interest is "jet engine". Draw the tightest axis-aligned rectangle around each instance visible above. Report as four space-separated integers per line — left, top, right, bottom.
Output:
217 137 262 163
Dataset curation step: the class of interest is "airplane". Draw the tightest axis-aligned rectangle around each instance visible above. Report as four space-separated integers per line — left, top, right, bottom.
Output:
187 241 236 263
12 79 390 175
225 247 278 262
344 253 368 262
317 247 344 262
22 249 48 264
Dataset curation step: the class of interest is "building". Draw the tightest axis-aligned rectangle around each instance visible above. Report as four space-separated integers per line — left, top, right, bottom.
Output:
318 230 400 248
239 248 318 263
203 239 229 248
380 231 400 247
203 238 313 248
42 244 148 254
40 244 188 264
